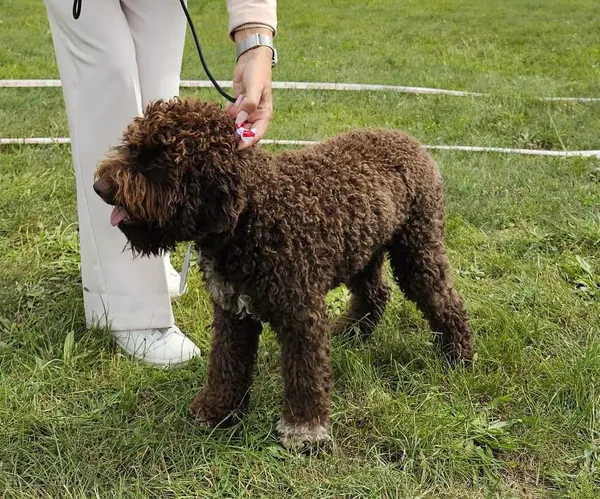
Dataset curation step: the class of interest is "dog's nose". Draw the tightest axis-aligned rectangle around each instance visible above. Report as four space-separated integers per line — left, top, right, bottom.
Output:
93 177 112 201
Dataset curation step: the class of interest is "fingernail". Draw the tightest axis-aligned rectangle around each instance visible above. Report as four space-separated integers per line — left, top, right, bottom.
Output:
235 110 248 125
234 95 243 106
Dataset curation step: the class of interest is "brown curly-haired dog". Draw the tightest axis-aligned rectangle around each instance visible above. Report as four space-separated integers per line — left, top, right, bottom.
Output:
94 98 473 451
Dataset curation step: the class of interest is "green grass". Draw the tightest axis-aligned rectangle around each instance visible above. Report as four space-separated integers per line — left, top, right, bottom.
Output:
1 0 600 497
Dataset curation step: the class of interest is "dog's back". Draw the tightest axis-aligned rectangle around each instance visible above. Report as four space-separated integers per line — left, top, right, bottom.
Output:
240 128 444 288
273 128 442 215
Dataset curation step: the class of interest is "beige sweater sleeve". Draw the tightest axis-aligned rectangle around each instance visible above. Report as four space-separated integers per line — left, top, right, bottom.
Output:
226 0 277 36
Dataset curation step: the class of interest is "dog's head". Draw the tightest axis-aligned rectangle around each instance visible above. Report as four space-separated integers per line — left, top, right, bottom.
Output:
94 98 247 256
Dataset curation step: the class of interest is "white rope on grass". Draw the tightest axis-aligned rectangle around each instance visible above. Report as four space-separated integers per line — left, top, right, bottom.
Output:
0 80 62 87
1 79 599 102
423 145 600 157
0 138 71 145
2 137 599 158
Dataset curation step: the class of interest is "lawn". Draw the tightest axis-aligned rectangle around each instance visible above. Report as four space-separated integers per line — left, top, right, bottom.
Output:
1 0 599 497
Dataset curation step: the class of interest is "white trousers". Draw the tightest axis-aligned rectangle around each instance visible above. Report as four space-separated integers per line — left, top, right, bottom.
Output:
44 0 187 331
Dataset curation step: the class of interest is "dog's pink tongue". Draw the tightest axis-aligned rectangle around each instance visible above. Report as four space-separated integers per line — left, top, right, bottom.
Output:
110 206 129 226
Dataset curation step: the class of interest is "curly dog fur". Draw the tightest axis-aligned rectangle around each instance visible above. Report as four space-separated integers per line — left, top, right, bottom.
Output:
94 98 474 451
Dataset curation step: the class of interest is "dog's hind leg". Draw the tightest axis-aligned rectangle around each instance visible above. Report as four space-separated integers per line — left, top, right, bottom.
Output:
189 301 262 427
274 302 332 452
332 250 390 340
388 210 473 364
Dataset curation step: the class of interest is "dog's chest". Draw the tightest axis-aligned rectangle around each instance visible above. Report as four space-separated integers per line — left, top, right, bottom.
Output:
198 254 253 318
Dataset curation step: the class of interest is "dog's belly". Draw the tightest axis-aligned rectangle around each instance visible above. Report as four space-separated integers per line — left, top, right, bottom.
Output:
198 254 253 318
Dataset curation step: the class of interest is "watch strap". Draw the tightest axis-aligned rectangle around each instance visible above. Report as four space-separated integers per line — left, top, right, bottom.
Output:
236 33 277 67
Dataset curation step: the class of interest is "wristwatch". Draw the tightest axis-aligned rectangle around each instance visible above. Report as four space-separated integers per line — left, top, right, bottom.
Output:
236 33 278 67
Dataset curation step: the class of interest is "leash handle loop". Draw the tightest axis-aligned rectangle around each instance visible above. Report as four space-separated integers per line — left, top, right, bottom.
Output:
72 0 81 19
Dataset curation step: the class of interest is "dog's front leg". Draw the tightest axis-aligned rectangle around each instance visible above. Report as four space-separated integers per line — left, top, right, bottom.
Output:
189 301 262 427
274 305 332 452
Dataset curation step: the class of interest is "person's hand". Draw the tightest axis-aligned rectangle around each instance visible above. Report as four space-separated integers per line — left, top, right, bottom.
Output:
226 31 274 150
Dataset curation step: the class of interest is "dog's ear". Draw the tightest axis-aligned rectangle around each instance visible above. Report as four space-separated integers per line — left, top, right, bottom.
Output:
172 99 246 233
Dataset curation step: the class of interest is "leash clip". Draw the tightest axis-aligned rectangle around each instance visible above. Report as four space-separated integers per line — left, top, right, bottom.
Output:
236 121 257 143
179 243 194 295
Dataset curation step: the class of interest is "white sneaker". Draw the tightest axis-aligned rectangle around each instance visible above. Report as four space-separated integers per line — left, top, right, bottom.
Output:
112 325 200 368
166 259 186 299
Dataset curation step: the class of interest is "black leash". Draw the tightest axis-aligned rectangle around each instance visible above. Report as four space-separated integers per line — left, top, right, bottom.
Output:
72 0 81 19
177 0 235 102
71 0 236 103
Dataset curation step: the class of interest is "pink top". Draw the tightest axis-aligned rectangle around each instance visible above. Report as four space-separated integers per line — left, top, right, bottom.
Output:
227 0 277 36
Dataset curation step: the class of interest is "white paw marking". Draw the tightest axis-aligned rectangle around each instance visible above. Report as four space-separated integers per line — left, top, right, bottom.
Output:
276 419 331 450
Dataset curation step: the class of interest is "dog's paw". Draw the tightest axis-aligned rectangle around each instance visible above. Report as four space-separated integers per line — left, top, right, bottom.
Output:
330 311 377 342
188 392 230 428
276 419 331 453
188 399 219 428
330 316 353 337
436 336 475 366
188 390 242 428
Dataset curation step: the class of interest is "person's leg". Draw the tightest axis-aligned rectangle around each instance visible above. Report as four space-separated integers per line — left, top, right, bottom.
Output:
121 0 189 296
43 0 198 366
122 0 188 106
